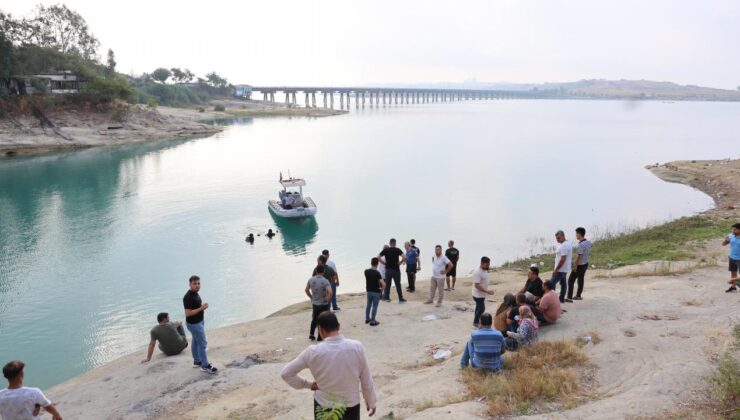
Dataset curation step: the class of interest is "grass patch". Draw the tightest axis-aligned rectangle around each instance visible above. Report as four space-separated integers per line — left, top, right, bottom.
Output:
502 215 729 271
461 340 590 416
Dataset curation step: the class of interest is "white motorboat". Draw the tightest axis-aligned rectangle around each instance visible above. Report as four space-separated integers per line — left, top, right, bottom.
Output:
268 176 317 218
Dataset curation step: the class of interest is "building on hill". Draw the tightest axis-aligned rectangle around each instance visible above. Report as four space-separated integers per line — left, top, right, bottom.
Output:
3 71 84 96
233 85 252 99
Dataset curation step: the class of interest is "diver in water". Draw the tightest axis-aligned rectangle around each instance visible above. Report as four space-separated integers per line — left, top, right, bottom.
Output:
245 233 255 244
266 229 276 239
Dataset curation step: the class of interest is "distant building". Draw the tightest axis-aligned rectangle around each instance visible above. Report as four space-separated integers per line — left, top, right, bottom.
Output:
234 85 252 99
5 71 84 96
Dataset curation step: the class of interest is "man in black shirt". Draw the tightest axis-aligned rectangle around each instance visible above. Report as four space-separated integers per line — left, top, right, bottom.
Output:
379 238 406 303
365 258 386 326
183 275 217 374
410 239 421 271
445 240 460 291
518 266 545 303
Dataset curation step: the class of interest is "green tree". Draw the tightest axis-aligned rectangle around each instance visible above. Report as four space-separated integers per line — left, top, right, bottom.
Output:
0 31 14 93
170 67 185 83
105 49 116 77
151 67 171 84
183 69 194 83
205 71 228 88
24 4 100 60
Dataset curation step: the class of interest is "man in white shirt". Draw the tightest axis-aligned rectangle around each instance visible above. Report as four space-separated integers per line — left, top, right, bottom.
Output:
425 245 453 307
281 312 378 420
552 230 573 303
0 360 63 420
472 256 494 328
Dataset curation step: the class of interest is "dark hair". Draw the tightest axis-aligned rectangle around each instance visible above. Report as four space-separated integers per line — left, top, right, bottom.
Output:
371 257 379 266
544 280 555 290
555 230 564 236
529 266 540 276
410 239 416 245
317 311 339 332
481 256 490 264
390 238 396 244
733 223 740 229
449 240 455 246
480 312 493 327
2 360 24 380
157 312 169 323
576 227 586 236
435 244 442 249
516 293 527 304
189 275 200 284
315 265 325 274
318 255 327 264
322 249 329 256
496 293 517 316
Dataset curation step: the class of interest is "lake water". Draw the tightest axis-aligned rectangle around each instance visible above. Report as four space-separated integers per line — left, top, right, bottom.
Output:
1 100 737 388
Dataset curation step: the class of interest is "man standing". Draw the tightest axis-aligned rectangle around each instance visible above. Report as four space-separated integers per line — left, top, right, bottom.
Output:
0 361 63 420
306 265 333 341
518 266 544 303
552 230 573 303
722 223 740 292
365 258 386 326
537 280 562 324
141 312 188 363
379 239 406 303
460 313 505 372
445 240 460 291
183 275 217 374
472 257 494 327
281 312 377 420
404 242 418 293
410 239 421 271
425 245 453 307
568 227 592 300
320 251 341 310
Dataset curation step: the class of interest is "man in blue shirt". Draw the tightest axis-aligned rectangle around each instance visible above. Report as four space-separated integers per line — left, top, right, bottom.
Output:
460 312 506 371
722 223 740 292
404 242 418 293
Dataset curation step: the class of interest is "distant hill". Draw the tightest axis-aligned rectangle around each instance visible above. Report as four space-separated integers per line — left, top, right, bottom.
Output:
379 79 740 101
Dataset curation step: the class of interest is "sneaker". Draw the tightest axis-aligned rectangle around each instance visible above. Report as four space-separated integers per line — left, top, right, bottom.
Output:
383 298 391 302
565 298 574 303
200 364 218 374
472 324 479 330
370 320 379 326
435 303 442 307
309 335 316 341
573 296 583 300
399 298 407 303
423 300 433 304
726 286 738 293
317 337 323 342
444 288 451 291
365 319 371 324
192 361 202 368
333 307 341 311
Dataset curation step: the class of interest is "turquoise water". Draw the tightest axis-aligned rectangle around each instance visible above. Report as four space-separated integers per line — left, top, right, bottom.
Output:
0 100 737 388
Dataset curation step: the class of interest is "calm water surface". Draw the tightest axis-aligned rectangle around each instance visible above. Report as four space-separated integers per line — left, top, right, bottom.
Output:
1 100 737 388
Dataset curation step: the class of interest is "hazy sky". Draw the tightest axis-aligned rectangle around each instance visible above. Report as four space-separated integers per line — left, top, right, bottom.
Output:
4 0 740 88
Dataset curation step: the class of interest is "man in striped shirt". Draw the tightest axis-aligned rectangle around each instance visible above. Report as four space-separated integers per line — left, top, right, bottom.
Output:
460 312 506 371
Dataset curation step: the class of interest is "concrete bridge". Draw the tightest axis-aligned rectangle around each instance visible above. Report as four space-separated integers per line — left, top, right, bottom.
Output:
249 86 542 109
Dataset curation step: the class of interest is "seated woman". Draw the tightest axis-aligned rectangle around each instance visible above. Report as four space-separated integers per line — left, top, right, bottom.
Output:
505 305 539 351
494 293 516 334
460 312 506 372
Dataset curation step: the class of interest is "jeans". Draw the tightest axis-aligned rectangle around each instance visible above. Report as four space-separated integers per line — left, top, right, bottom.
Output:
314 400 360 420
383 268 404 300
365 292 381 322
310 304 331 337
552 271 568 302
186 321 209 367
567 264 589 299
331 282 339 309
473 297 486 325
406 270 416 291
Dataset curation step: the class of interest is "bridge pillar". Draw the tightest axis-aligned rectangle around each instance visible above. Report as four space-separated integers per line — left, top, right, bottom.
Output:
292 92 297 105
285 92 290 105
304 92 309 107
382 91 386 105
311 92 316 108
330 92 334 108
339 92 344 109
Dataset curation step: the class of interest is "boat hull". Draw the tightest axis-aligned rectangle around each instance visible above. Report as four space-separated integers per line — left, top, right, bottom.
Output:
268 198 317 219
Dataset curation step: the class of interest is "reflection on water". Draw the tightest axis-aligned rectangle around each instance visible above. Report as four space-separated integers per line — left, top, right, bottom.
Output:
270 214 319 256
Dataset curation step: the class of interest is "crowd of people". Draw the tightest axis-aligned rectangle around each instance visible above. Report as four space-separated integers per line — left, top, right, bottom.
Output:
3 223 738 420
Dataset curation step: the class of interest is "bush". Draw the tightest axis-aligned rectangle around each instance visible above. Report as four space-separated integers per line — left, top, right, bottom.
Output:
197 107 204 113
81 75 136 104
214 104 225 112
0 106 5 119
147 97 158 108
111 105 130 122
133 82 208 108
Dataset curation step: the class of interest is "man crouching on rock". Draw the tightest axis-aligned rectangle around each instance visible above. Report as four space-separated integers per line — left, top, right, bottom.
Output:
281 312 378 419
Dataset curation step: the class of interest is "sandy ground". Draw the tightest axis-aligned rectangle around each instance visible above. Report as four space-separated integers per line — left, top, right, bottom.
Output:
0 100 344 157
39 161 740 419
45 268 740 420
